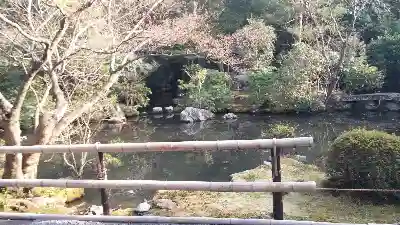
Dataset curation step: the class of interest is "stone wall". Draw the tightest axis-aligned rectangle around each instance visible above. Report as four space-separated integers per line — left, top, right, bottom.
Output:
339 93 400 112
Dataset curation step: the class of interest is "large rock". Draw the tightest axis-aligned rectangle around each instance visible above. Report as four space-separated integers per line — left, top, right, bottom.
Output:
164 106 174 114
223 113 238 120
152 107 163 114
180 107 214 123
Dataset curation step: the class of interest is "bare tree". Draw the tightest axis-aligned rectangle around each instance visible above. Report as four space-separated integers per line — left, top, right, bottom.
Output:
0 0 169 181
58 110 101 179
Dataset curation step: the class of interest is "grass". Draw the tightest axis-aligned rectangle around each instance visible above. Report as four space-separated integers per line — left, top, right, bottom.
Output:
153 158 400 223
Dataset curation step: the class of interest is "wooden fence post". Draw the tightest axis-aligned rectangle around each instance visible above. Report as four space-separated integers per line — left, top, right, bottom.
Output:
96 143 110 215
271 138 283 220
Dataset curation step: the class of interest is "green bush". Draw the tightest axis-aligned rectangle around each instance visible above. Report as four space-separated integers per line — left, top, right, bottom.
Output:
262 123 296 139
326 129 400 192
179 65 233 112
341 56 384 94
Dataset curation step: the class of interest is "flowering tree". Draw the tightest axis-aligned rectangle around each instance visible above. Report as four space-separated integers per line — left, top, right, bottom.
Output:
150 14 276 71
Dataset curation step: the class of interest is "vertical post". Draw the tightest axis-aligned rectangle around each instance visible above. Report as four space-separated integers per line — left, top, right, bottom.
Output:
96 143 110 216
271 139 283 220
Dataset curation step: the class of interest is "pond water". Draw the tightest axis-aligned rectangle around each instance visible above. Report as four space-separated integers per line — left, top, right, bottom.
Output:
37 111 400 209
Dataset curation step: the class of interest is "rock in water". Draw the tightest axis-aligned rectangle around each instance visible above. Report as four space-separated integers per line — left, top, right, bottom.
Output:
152 107 163 114
180 107 214 123
164 106 174 113
223 113 238 120
134 199 151 216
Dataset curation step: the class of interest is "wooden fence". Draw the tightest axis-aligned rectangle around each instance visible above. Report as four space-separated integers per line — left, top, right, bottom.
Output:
0 138 321 223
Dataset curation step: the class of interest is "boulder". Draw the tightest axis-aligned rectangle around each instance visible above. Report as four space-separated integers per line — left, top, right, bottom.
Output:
180 107 214 123
152 107 163 114
222 113 237 120
164 106 174 114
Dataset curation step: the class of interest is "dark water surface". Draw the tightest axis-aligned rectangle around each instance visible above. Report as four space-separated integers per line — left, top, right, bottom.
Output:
37 111 400 208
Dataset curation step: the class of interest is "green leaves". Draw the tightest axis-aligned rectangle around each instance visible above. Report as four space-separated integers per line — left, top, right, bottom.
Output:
179 66 233 112
368 32 400 91
342 56 384 93
327 129 400 198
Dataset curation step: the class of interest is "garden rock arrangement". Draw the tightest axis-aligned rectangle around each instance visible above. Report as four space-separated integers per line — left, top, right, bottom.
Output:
180 107 214 123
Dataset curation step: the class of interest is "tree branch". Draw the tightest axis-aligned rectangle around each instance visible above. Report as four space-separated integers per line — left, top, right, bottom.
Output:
53 71 120 135
122 0 164 43
30 83 52 132
10 72 38 121
27 0 35 31
0 13 50 45
8 18 69 123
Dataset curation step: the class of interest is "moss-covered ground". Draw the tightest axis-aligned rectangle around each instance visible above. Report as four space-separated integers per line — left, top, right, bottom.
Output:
153 158 400 223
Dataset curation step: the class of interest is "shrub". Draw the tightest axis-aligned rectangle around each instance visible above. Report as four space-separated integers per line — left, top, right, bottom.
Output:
262 123 296 139
179 65 233 112
248 66 278 106
326 129 400 193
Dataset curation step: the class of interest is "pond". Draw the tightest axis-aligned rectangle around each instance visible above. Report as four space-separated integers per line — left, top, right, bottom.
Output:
37 111 400 209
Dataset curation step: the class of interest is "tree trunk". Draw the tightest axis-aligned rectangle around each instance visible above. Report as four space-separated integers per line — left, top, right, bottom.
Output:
22 114 55 180
2 120 23 179
325 41 347 103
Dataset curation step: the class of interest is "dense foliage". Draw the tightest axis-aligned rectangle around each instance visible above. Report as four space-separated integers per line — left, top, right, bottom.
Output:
262 123 296 138
2 0 399 115
368 33 400 92
326 129 400 197
178 64 233 112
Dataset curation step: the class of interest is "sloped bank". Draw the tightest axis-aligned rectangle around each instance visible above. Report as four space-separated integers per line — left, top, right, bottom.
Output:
152 158 400 223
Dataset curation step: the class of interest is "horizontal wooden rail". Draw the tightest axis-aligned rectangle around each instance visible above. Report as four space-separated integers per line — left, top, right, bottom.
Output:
0 179 316 192
0 213 393 225
0 137 313 154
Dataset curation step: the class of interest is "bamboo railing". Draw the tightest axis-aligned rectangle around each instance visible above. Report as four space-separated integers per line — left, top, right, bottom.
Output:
0 213 394 225
0 179 316 192
0 137 313 153
0 137 318 223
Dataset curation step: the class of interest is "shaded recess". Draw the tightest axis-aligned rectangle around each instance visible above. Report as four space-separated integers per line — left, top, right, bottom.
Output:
144 54 230 108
